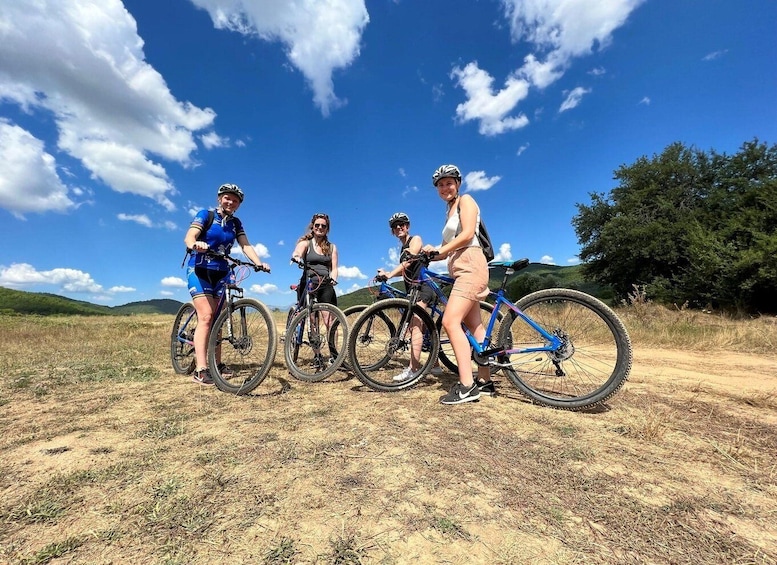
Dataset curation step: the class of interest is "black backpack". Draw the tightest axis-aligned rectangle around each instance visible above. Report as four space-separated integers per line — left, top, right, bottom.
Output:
457 201 495 262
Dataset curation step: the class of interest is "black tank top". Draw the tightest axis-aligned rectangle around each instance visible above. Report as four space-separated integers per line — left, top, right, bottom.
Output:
306 239 332 278
399 236 422 286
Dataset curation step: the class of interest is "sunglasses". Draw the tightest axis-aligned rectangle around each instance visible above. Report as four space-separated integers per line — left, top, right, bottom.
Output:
391 222 408 229
313 223 328 228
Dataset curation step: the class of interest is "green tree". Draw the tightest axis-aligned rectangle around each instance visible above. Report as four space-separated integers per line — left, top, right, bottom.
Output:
573 139 777 313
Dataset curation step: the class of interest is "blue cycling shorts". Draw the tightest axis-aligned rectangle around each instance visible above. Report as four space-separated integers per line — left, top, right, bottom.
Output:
188 266 231 298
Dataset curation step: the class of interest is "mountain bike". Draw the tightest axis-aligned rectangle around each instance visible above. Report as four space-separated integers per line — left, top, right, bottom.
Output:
346 252 632 411
283 258 349 382
170 251 277 395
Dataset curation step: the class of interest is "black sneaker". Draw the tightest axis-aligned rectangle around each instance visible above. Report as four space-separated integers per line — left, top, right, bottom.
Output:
440 382 481 405
192 368 214 386
312 354 324 370
217 363 234 377
476 379 496 396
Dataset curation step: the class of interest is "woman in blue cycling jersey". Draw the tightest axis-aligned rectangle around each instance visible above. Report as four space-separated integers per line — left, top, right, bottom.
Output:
184 183 268 386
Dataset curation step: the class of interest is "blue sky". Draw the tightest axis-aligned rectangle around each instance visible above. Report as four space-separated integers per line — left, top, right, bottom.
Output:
1 0 775 309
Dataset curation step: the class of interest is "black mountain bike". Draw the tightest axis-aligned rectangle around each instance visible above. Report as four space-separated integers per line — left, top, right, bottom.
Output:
283 257 349 382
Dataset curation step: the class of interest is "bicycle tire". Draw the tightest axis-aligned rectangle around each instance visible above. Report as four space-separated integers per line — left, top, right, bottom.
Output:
284 303 349 382
347 298 439 392
208 298 278 395
284 306 302 363
497 288 632 410
436 301 499 375
327 304 367 372
170 302 197 374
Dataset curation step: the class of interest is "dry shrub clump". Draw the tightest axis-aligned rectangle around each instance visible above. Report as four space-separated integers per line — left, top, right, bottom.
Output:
618 285 777 354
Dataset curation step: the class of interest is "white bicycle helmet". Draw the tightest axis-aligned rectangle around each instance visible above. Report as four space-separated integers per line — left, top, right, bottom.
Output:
388 212 410 229
217 183 244 202
432 164 462 186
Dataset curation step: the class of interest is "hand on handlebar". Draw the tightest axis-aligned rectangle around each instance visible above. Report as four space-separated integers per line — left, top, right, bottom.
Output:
254 263 271 274
374 273 388 283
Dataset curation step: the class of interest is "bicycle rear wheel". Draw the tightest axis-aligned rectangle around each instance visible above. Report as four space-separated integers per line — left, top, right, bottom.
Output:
208 299 278 395
347 299 438 392
284 304 348 382
170 303 197 374
497 288 632 410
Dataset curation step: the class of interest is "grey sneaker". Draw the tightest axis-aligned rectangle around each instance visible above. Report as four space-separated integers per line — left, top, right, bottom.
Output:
440 382 480 405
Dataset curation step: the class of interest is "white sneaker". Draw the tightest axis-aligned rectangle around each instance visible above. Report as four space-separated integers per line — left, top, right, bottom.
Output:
430 366 443 376
392 367 413 382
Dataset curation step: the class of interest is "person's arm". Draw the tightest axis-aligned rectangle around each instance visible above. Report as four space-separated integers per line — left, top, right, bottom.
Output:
329 244 338 283
291 240 307 263
184 226 206 251
236 233 267 270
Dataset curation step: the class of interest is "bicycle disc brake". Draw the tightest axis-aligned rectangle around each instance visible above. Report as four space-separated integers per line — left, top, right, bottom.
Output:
547 329 574 376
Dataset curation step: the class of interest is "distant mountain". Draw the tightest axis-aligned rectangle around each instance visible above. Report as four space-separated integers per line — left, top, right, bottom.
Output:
0 287 183 316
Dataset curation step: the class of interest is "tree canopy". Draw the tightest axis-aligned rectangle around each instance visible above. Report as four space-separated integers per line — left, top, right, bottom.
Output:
573 139 777 313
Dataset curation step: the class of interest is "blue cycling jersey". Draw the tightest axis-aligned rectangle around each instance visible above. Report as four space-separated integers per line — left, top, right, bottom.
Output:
187 209 245 271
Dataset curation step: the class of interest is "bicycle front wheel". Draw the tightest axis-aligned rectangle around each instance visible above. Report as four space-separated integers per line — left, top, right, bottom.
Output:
284 304 349 382
170 302 197 374
208 299 278 395
497 288 632 410
347 299 438 392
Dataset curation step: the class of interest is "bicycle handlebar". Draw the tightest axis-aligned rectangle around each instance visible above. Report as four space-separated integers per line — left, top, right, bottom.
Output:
194 249 270 273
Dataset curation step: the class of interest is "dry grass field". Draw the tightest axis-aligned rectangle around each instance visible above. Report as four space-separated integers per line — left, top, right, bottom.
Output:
0 305 775 564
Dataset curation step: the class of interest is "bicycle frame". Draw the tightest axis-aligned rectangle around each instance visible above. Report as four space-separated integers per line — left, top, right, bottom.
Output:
408 256 563 360
175 255 253 352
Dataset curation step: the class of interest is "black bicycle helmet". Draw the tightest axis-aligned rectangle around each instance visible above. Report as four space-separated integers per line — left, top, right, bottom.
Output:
432 164 462 186
388 212 410 229
217 183 244 202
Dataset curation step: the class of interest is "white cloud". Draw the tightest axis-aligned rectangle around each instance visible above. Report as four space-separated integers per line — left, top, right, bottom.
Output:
249 283 279 295
109 285 135 292
189 0 369 116
453 0 643 135
638 96 651 105
0 262 103 293
201 131 228 149
161 276 187 288
464 171 502 192
338 265 368 279
118 213 153 228
451 62 530 136
566 257 580 264
493 243 513 262
540 255 555 265
559 87 591 112
0 0 216 211
516 143 530 156
0 121 75 216
703 49 728 61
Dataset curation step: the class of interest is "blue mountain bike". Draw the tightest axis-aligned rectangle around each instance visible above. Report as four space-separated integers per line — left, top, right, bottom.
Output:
346 253 632 410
